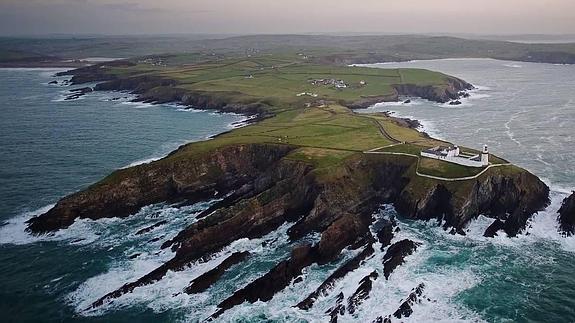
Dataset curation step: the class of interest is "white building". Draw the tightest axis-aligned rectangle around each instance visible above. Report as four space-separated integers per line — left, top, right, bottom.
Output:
421 145 489 168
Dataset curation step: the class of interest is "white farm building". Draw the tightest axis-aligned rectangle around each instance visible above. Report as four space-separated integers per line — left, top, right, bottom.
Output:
421 145 489 168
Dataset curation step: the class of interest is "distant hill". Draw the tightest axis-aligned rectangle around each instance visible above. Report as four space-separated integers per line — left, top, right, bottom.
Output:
1 34 575 65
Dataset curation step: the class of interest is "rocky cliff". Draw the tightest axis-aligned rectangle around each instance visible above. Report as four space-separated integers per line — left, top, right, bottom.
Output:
558 192 575 236
395 167 550 237
36 63 550 318
26 142 549 315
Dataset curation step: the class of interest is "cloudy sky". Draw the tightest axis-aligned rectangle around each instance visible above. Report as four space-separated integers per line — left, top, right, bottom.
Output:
1 0 574 35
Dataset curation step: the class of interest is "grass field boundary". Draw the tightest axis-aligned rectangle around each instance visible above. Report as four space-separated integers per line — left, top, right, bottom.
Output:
363 150 512 181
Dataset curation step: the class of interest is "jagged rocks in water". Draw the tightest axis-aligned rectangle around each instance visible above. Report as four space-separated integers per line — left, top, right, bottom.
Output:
185 251 249 294
382 239 419 279
484 219 506 237
403 99 411 104
326 292 346 323
212 244 319 318
65 87 93 100
48 80 58 85
394 283 426 319
376 219 395 249
135 220 167 235
558 192 575 236
449 100 462 105
395 171 549 237
297 243 375 310
347 271 379 314
372 316 392 323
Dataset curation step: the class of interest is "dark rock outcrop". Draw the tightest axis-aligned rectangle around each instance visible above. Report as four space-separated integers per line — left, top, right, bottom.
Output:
347 271 379 314
65 87 93 100
326 292 346 323
396 170 550 237
135 220 167 235
184 251 250 294
212 244 319 318
393 283 426 319
376 219 395 249
297 243 375 310
392 77 473 104
484 219 505 237
382 239 419 279
558 192 575 236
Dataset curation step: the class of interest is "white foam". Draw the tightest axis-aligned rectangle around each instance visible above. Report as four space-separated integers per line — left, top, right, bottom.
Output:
218 207 485 322
0 204 55 245
176 108 206 113
120 100 156 109
70 222 298 318
124 157 162 168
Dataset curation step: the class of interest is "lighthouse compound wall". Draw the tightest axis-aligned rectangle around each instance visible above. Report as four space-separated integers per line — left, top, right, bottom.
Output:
420 152 487 168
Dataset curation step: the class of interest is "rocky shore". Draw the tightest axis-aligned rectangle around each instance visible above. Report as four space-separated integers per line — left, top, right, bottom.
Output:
24 63 551 319
26 142 549 316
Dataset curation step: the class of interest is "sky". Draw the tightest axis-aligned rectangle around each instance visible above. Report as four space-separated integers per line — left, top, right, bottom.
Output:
0 0 574 36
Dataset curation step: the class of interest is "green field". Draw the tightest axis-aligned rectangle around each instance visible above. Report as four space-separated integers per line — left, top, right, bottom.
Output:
2 34 575 65
106 54 453 109
94 54 510 180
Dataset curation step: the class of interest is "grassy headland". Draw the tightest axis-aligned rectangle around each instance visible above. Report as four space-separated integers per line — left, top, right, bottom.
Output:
73 54 496 180
26 54 550 312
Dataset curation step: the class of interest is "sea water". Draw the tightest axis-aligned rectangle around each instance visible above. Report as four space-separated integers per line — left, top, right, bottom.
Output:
0 60 574 322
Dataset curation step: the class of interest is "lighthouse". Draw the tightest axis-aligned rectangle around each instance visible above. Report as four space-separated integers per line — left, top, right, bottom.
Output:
481 145 489 166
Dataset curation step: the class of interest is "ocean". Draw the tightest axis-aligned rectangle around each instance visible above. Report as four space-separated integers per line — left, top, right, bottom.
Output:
0 60 574 322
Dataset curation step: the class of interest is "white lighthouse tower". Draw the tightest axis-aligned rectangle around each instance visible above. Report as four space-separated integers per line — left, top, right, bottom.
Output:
481 145 489 166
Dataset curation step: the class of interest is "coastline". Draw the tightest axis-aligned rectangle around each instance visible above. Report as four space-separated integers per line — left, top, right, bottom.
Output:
0 58 566 322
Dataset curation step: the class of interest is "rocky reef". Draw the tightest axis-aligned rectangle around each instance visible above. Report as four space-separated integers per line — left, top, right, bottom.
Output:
558 192 575 236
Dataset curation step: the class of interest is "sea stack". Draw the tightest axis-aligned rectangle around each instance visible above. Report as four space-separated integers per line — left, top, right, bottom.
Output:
558 192 575 236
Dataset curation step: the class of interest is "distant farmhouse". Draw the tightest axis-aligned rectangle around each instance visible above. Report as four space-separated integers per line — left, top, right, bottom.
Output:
296 92 318 97
421 145 489 168
309 78 348 89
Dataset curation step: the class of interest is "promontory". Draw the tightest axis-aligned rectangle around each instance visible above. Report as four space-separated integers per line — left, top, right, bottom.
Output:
26 53 550 317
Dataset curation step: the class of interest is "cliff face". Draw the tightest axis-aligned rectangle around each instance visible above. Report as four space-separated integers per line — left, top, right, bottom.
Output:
27 144 294 233
558 193 575 236
26 143 550 314
347 77 472 109
392 77 473 104
395 169 550 237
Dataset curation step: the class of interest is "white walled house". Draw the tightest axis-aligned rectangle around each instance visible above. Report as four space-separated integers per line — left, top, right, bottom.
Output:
421 145 489 168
